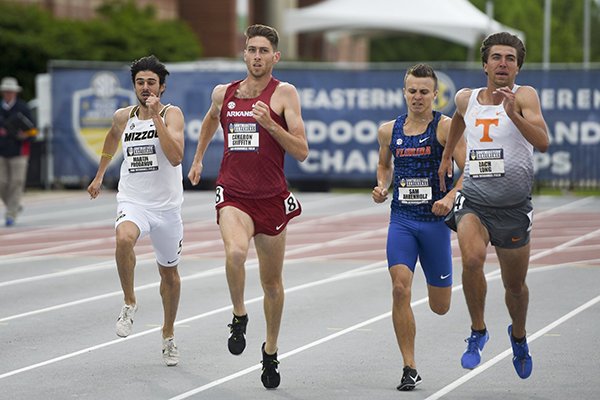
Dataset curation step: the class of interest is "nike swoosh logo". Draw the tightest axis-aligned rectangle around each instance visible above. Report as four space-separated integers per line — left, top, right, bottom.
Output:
440 274 451 279
276 223 285 230
511 237 521 242
167 259 177 264
419 137 429 143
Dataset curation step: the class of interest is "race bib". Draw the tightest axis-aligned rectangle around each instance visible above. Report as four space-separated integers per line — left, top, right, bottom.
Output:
468 148 505 178
284 192 299 215
126 144 158 173
215 185 225 205
227 122 259 151
397 178 432 204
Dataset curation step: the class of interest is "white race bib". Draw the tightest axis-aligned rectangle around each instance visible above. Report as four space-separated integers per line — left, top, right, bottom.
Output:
126 144 158 173
468 148 505 178
397 178 432 204
227 122 259 151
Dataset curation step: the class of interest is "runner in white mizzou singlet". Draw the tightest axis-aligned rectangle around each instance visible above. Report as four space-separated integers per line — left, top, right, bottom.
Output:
462 85 534 207
117 104 183 210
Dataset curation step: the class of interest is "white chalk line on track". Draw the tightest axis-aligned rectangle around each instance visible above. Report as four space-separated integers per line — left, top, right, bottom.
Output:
0 254 368 323
167 259 600 400
0 260 386 380
6 204 596 321
423 293 600 400
0 196 597 392
0 199 389 292
0 193 370 263
0 218 389 322
1 251 597 387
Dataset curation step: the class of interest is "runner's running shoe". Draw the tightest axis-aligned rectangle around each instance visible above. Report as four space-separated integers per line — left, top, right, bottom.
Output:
116 304 137 337
508 324 533 379
461 329 489 369
397 366 422 391
261 342 280 389
227 314 248 355
162 337 179 366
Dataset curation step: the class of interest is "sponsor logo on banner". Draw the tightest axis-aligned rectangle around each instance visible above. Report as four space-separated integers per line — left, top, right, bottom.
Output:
433 71 456 113
72 72 136 161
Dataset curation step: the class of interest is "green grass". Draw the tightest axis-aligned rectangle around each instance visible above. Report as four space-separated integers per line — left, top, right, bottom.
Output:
535 187 600 196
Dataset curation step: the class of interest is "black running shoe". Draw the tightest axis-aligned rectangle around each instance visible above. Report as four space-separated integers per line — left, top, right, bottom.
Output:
397 366 422 391
227 314 248 355
261 342 280 389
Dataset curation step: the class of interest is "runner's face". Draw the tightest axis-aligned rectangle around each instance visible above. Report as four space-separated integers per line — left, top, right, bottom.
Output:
484 45 519 88
134 71 164 105
244 36 280 78
403 75 436 115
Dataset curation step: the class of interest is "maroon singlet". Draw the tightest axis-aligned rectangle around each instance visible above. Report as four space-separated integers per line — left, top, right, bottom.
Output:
216 77 288 199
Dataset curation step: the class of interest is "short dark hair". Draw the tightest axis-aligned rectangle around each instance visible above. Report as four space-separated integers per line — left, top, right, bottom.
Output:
404 63 438 90
245 24 279 50
130 55 169 85
480 32 526 69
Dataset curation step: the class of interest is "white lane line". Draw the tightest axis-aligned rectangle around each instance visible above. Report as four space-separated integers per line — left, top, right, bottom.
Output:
0 252 595 384
0 255 317 323
166 261 596 399
529 228 600 260
169 310 397 400
0 224 388 322
0 194 380 264
0 262 384 380
2 199 596 320
533 196 595 217
0 237 226 286
424 294 600 400
0 196 595 381
0 193 362 243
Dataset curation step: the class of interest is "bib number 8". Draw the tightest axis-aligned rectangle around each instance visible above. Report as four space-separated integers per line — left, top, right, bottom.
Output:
284 192 299 215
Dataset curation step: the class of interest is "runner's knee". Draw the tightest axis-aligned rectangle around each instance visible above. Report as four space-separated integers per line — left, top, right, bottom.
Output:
392 282 411 304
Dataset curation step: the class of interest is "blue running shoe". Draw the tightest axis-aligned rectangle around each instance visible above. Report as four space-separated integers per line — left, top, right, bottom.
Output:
461 330 489 369
5 217 14 227
508 325 533 379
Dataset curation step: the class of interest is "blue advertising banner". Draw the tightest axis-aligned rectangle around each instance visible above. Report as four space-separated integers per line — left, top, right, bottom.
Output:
49 63 600 187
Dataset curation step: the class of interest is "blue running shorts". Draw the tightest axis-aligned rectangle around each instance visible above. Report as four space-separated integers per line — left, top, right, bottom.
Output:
386 216 453 287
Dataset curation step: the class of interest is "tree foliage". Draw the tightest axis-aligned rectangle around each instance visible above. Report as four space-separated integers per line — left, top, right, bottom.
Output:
370 34 468 63
470 0 600 63
0 0 202 99
370 0 600 64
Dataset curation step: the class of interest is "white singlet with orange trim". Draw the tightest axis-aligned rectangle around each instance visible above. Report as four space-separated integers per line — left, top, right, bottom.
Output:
462 85 534 207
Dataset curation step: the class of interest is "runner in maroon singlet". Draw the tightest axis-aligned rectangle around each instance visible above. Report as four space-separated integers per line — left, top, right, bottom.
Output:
188 24 308 389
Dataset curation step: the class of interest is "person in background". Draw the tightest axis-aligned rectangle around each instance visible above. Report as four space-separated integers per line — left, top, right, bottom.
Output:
0 77 36 227
438 32 549 379
373 63 466 391
187 24 308 389
87 55 184 367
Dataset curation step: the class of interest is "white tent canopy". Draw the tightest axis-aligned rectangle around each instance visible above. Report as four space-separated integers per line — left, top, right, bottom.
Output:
284 0 524 48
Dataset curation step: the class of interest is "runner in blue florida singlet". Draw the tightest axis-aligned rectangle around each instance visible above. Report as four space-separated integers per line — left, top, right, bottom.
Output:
389 111 453 223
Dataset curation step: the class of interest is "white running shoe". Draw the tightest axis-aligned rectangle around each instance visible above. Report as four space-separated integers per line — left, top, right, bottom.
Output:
116 304 137 337
162 337 179 366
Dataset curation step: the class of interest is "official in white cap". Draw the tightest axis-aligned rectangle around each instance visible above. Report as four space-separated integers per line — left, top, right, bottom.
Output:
0 77 23 93
0 76 35 226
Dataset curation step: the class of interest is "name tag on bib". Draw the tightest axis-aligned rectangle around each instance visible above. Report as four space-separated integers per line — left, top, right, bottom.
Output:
228 123 259 151
398 178 432 204
469 148 505 178
126 144 158 173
